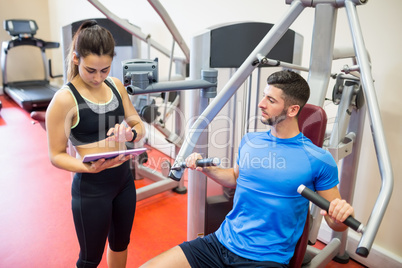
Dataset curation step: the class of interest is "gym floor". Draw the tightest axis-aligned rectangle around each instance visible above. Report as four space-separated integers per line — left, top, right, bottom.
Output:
0 94 366 267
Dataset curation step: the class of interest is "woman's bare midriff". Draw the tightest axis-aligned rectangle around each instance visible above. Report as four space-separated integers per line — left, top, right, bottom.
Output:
74 139 128 168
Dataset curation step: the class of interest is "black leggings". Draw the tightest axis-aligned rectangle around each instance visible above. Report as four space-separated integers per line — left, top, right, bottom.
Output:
72 161 136 268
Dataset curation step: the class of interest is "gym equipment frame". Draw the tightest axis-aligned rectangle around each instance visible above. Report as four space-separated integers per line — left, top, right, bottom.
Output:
168 0 393 266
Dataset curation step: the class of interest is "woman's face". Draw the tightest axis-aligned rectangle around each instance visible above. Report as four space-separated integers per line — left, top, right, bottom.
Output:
74 53 113 88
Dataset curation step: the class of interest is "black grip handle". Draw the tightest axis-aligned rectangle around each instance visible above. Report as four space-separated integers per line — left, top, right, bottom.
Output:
169 157 221 177
297 185 364 233
173 157 220 169
195 157 221 167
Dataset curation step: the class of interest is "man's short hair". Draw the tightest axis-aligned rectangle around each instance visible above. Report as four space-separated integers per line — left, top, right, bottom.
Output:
267 70 310 112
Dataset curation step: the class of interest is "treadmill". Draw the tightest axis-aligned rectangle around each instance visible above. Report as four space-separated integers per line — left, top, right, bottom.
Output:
1 19 60 112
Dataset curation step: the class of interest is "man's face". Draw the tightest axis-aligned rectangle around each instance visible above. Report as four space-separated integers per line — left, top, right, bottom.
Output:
258 85 288 126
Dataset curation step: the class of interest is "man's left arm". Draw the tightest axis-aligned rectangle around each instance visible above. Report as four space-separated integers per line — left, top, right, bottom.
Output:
317 186 354 232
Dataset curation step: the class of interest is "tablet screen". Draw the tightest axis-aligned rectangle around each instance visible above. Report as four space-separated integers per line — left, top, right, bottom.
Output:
82 148 147 163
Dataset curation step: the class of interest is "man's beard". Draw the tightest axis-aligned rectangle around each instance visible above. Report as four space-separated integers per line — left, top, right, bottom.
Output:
260 108 287 126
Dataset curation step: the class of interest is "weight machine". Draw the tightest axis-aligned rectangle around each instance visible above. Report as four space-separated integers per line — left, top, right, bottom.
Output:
167 0 393 267
86 0 392 265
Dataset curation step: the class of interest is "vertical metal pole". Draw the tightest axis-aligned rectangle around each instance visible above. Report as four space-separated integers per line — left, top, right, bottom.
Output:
229 68 237 163
331 102 366 261
328 84 355 151
307 3 338 245
1 42 9 90
186 97 209 239
307 4 337 106
176 91 186 191
161 40 175 123
187 30 211 240
244 74 252 134
41 49 50 81
345 0 393 255
253 68 262 132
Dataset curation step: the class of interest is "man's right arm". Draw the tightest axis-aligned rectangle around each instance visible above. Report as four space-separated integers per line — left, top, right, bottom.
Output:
185 153 238 188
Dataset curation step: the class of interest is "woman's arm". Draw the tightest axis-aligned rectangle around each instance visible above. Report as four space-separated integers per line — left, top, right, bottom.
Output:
46 89 82 171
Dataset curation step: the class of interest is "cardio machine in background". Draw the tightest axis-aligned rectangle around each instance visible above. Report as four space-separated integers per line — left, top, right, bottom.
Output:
1 19 61 112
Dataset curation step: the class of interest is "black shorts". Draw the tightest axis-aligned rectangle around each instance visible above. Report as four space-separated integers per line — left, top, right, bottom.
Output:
179 233 288 268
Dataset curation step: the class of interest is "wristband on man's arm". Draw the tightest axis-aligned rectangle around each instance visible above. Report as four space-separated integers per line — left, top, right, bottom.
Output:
129 128 137 142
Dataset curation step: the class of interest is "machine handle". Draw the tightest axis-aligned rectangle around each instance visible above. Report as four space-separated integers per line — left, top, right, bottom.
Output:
297 184 365 234
174 157 221 170
194 157 221 167
169 157 220 180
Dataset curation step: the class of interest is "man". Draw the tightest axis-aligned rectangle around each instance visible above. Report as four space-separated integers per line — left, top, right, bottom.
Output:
140 70 354 267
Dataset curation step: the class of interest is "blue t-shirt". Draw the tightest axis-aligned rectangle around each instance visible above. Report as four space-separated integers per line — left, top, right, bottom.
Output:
215 130 339 264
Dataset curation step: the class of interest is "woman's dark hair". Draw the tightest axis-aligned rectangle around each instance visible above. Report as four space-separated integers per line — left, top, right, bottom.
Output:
267 69 310 115
66 20 115 81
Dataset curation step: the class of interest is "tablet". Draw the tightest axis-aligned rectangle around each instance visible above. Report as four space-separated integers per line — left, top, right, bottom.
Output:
82 148 147 163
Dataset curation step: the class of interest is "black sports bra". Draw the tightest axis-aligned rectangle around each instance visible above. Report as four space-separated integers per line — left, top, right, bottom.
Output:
68 78 125 146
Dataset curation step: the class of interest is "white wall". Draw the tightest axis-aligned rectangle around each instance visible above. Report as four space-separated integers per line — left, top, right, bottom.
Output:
2 0 401 264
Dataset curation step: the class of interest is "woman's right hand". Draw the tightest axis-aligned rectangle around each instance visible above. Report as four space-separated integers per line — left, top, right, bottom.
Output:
106 123 134 143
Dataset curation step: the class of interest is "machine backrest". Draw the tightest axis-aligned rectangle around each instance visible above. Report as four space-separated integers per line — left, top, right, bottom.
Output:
298 103 327 147
289 103 327 268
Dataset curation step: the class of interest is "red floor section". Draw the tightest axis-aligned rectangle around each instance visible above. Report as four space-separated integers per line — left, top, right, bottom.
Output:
0 95 365 267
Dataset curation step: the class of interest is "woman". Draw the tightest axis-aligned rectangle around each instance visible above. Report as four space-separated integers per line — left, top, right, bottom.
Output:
46 20 145 268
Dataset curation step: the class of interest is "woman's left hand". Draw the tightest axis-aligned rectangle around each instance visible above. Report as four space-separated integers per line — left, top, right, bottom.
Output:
106 123 134 142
